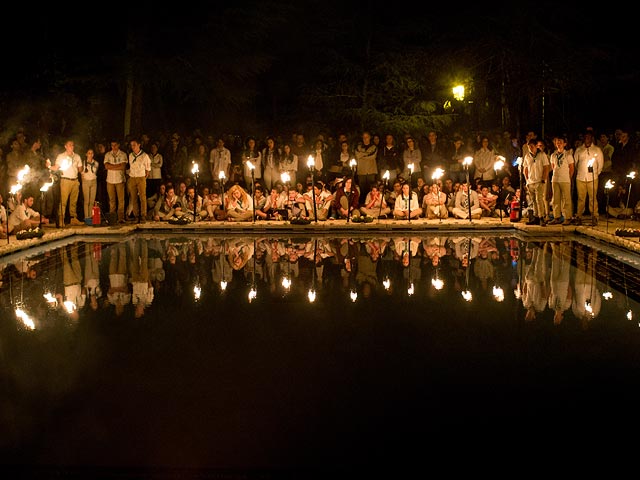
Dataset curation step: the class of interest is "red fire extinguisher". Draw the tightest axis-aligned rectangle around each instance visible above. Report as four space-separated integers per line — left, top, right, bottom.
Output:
92 202 101 226
509 197 520 222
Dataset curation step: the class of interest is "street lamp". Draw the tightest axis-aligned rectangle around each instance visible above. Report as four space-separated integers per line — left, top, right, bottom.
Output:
462 156 474 222
191 161 199 222
494 156 505 221
407 163 414 223
307 155 317 223
604 179 614 233
247 160 256 223
431 167 445 222
379 170 390 221
218 171 226 221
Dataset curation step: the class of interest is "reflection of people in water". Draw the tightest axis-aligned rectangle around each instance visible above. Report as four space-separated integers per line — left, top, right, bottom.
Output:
423 236 446 267
572 244 601 328
129 238 154 318
84 243 102 311
62 244 85 315
523 242 550 322
227 237 255 270
548 242 572 325
107 243 131 316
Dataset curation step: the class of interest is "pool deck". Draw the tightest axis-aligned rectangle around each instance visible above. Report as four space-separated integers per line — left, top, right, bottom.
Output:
2 215 640 258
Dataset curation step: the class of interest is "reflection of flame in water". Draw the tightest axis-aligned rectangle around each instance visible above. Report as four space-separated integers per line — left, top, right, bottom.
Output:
193 285 201 301
602 291 612 300
350 290 357 302
407 282 414 296
43 292 57 304
281 276 291 291
15 308 35 330
383 278 391 290
63 301 76 314
462 290 472 302
431 278 443 290
627 310 633 321
248 287 257 303
307 289 316 303
493 286 504 302
220 280 227 291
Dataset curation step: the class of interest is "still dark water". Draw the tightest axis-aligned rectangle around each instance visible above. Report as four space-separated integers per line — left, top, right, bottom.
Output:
2 232 640 475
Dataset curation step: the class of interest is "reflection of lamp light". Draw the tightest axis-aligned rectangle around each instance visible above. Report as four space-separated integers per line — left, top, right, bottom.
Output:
493 285 505 302
383 277 391 290
307 156 318 223
350 289 357 302
461 290 472 302
193 284 201 301
281 172 290 184
63 301 76 314
602 291 613 300
248 287 257 303
514 284 522 299
431 277 443 290
15 307 35 330
281 275 291 292
307 289 316 303
452 85 465 101
407 282 414 296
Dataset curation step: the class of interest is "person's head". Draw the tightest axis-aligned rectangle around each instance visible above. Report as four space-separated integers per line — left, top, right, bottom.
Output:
406 137 415 149
22 194 35 208
393 181 402 192
427 130 438 143
501 176 511 187
583 131 594 147
343 177 352 191
64 140 75 153
130 139 142 153
402 183 410 195
553 135 568 151
86 149 94 159
361 131 372 145
110 140 120 151
385 134 395 146
527 138 538 154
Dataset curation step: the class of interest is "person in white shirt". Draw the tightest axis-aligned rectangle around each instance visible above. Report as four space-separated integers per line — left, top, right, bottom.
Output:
51 140 84 226
573 131 603 223
8 193 48 234
393 182 421 219
523 138 550 225
548 135 575 225
127 138 151 223
103 140 128 223
210 137 231 184
81 148 99 221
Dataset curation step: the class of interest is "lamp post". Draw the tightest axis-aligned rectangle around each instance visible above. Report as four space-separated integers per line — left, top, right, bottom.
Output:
494 156 505 222
347 159 357 223
407 163 414 223
191 161 199 222
604 179 614 234
379 170 390 222
307 155 317 223
587 158 597 226
624 171 636 229
247 160 256 223
39 180 53 229
431 167 445 223
218 171 226 221
463 156 474 222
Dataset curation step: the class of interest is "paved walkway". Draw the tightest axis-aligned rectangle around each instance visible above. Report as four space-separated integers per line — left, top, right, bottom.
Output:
2 215 640 258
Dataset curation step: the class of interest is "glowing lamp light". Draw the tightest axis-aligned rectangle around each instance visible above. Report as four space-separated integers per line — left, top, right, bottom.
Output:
462 290 472 302
493 286 505 302
627 171 637 180
494 157 505 172
307 155 315 169
10 184 22 195
63 301 76 314
584 300 593 316
462 156 473 168
587 158 595 169
248 287 257 302
432 168 445 181
514 285 522 300
40 180 54 192
193 285 201 301
43 292 56 304
350 290 358 302
627 310 633 321
281 172 291 184
407 282 414 296
514 157 523 167
431 278 444 290
281 276 291 291
191 162 199 175
349 158 357 169
383 278 391 290
602 291 613 300
220 280 227 291
15 308 35 330
408 163 414 174
17 165 30 182
247 161 255 171
218 171 226 180
604 179 615 191
307 289 316 303
452 85 465 101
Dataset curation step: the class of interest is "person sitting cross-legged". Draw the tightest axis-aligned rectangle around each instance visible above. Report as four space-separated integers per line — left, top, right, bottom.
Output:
393 182 421 219
452 182 482 219
8 192 49 234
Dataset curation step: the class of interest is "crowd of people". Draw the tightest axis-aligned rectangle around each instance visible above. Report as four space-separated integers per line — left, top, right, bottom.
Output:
1 125 638 235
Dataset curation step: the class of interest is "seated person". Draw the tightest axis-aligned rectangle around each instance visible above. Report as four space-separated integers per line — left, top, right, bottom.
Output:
359 183 390 218
303 181 334 221
153 185 182 221
202 186 226 221
452 183 482 219
423 183 448 219
331 177 360 220
225 184 254 222
260 186 287 220
393 182 421 219
8 192 49 234
478 185 498 216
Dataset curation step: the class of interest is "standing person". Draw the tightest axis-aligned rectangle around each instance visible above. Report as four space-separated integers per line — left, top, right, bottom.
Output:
104 139 128 224
241 136 262 192
523 138 550 225
473 135 498 189
354 131 378 205
148 142 163 200
81 148 99 223
127 138 151 223
261 136 280 191
573 130 603 224
402 136 422 180
51 140 84 226
421 130 447 182
548 135 575 225
210 136 231 186
378 133 401 184
279 143 299 186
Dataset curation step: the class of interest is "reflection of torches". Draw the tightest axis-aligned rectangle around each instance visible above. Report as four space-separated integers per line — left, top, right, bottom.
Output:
350 289 357 302
43 292 57 305
308 240 317 303
493 285 505 302
193 284 201 301
15 307 35 330
63 300 76 314
220 239 227 291
431 277 444 290
248 239 257 302
383 277 391 290
407 282 414 296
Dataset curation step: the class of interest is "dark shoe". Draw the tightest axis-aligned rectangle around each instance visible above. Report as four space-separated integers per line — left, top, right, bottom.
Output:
526 217 540 225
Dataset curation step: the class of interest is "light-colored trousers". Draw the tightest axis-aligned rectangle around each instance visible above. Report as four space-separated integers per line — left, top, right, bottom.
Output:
551 181 572 219
576 178 598 217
